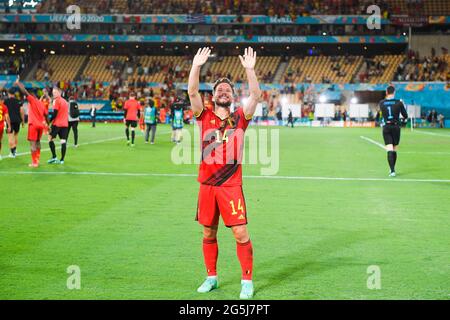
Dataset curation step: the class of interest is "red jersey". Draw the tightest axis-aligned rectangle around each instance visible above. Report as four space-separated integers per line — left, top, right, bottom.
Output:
27 95 48 129
52 96 69 127
196 107 251 187
124 99 140 121
0 103 8 129
42 97 50 111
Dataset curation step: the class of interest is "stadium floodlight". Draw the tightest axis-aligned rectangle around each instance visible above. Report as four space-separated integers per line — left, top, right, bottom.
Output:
50 50 55 55
0 48 4 52
319 95 327 103
322 32 327 36
351 97 358 104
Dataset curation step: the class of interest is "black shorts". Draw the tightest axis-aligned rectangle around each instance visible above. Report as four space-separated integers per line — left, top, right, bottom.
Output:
50 125 68 140
8 122 21 134
383 124 401 146
125 120 137 128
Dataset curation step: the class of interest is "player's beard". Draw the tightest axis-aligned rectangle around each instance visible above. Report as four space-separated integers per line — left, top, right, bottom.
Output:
215 100 232 108
215 95 232 108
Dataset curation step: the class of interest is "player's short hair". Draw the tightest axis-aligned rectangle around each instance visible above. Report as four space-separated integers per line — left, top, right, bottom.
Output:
8 88 15 95
130 92 136 97
386 85 395 95
213 77 235 95
53 86 61 92
147 98 154 107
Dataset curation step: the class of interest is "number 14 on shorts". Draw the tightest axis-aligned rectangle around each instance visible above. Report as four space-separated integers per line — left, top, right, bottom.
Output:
230 199 244 215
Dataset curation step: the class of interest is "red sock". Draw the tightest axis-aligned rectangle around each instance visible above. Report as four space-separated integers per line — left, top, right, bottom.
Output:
36 148 41 163
31 151 37 164
203 238 218 276
237 240 253 280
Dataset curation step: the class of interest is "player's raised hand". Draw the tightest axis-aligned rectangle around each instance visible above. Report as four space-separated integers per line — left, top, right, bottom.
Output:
239 47 257 70
192 47 211 67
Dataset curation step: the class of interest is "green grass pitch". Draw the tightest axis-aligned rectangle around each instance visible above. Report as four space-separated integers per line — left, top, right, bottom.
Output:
0 123 449 299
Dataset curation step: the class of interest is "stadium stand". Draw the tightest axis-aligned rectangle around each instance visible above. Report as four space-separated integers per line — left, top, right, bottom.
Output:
35 55 87 81
127 55 191 83
395 52 450 82
35 0 450 15
357 55 405 84
284 55 364 84
0 56 25 75
385 0 450 15
207 56 280 84
82 55 127 83
14 52 450 86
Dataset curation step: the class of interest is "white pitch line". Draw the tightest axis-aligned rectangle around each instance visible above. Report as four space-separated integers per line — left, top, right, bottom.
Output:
5 130 172 158
360 136 386 150
402 151 450 155
413 130 450 138
360 135 450 155
0 171 449 183
12 136 125 157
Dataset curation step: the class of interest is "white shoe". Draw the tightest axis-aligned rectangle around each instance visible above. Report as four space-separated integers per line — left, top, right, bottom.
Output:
197 276 218 293
389 171 396 177
8 153 15 158
239 280 254 299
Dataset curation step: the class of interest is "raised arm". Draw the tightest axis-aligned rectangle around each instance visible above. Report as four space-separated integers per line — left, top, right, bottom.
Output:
239 47 262 119
188 47 211 116
14 77 30 97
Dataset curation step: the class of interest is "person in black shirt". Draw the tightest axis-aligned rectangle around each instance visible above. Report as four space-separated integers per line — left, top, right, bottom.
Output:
287 109 294 128
379 85 408 177
68 96 80 147
4 89 24 158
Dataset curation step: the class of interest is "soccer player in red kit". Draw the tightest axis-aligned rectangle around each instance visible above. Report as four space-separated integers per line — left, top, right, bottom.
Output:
15 79 48 167
188 47 262 299
0 97 12 161
47 87 69 164
40 89 51 135
123 92 141 147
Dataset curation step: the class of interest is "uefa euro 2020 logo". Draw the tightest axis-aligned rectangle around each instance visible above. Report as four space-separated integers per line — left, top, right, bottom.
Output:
8 0 42 8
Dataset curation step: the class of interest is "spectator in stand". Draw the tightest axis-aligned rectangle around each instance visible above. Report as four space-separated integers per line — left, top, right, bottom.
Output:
438 114 445 128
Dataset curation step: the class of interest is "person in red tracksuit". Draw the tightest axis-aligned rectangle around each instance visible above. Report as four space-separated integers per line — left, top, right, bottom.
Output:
15 79 48 167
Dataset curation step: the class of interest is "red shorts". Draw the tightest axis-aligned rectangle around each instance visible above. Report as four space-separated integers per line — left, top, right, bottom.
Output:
0 126 4 141
196 184 248 227
28 125 44 141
